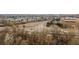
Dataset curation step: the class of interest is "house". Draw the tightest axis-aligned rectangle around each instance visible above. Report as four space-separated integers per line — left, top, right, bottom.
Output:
60 16 79 28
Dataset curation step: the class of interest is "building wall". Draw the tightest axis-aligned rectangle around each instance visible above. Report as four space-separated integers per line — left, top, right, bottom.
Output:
60 16 79 28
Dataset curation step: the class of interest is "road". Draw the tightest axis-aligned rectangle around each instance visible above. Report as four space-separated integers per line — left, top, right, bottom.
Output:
0 21 50 32
22 21 52 32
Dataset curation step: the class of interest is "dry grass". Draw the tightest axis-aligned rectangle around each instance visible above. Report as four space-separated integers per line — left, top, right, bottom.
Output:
0 22 79 45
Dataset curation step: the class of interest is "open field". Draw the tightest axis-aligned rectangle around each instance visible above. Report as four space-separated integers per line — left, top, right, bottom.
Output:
0 21 55 45
0 14 79 45
0 20 79 45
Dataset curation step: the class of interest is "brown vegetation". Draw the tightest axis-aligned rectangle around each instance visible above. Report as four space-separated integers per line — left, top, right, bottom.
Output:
0 21 79 45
